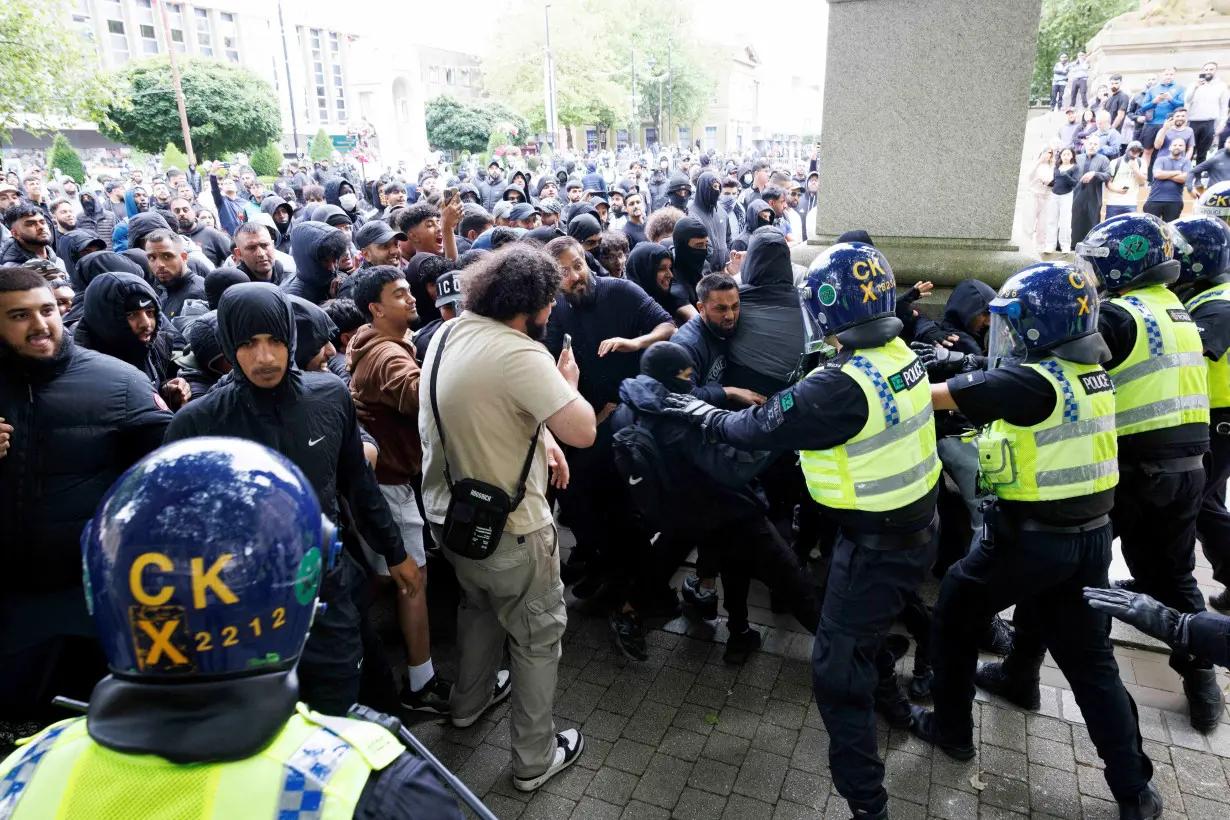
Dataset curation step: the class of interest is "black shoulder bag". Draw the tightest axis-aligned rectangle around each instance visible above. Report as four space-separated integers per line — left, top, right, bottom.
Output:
428 323 541 559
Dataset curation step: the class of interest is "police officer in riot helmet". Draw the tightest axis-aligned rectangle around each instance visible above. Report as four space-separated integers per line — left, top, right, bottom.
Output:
0 438 463 819
908 262 1163 820
1170 214 1230 613
1073 213 1221 731
661 242 941 820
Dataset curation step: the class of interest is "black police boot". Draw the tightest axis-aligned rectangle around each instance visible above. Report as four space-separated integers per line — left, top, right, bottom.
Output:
874 672 914 729
979 615 1015 656
1118 782 1163 820
848 807 888 820
975 661 1041 710
1182 668 1226 732
1209 589 1230 613
908 705 976 761
908 664 933 701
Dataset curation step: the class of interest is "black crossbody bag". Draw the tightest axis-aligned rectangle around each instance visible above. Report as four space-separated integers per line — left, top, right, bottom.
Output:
428 323 540 559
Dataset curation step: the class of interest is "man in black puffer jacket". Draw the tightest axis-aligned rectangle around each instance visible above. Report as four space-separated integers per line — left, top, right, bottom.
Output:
0 266 171 721
178 309 228 398
281 220 350 305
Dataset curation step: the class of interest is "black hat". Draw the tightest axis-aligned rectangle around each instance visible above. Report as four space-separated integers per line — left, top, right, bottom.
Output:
353 220 405 248
434 270 463 308
508 202 537 222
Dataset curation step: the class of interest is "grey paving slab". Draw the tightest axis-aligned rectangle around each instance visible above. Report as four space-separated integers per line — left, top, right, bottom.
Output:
687 756 739 796
631 753 693 810
670 787 728 820
731 748 790 803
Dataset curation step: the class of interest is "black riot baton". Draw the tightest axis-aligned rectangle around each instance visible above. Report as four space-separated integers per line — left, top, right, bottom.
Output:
348 704 498 820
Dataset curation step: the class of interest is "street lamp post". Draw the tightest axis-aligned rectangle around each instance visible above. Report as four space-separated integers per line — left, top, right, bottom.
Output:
667 37 673 149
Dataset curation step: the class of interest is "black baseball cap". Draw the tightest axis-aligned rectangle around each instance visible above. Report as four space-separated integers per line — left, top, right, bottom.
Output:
434 271 463 307
508 202 537 222
354 220 406 248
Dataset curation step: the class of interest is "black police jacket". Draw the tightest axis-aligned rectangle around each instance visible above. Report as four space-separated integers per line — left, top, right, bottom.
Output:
0 336 172 597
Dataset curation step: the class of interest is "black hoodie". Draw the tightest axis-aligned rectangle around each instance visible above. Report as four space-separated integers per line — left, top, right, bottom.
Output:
282 221 340 305
74 272 177 386
565 214 606 277
665 171 692 211
915 278 996 355
625 241 687 319
732 199 774 252
323 177 365 228
63 250 148 330
725 227 804 396
56 229 104 289
670 216 711 307
180 310 225 398
287 294 338 371
688 171 730 270
183 220 233 268
158 265 208 324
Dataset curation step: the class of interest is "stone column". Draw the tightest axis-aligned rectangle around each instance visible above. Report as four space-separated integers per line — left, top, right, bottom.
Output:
796 0 1043 289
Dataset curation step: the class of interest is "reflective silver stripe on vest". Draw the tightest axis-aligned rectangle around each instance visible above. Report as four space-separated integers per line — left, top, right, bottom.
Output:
1033 414 1115 447
0 725 67 820
845 404 934 458
277 727 352 820
1036 458 1118 487
853 450 938 497
1110 352 1206 387
1115 394 1210 429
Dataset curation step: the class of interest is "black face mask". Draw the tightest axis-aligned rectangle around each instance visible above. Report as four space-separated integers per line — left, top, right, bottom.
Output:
668 192 689 210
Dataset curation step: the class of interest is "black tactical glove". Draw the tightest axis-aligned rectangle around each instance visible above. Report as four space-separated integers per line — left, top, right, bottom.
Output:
659 393 731 439
909 341 969 376
1083 588 1192 651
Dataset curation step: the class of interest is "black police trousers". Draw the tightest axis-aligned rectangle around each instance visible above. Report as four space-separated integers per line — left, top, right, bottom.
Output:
811 529 935 816
1113 464 1210 674
1198 429 1230 589
929 509 1153 804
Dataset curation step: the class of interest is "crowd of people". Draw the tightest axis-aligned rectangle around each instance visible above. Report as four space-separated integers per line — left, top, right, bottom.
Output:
6 125 1230 820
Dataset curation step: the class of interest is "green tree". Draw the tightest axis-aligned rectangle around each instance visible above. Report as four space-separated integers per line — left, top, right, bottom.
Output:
425 96 530 154
1032 0 1137 104
309 128 333 163
162 142 189 172
0 1 118 141
250 142 284 176
102 58 281 159
48 134 85 184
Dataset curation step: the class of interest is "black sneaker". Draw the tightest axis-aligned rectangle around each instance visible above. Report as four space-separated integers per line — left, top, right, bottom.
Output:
1118 783 1163 820
908 669 933 701
1182 668 1225 733
724 626 762 664
1209 589 1230 613
451 670 513 728
975 661 1041 710
907 706 976 761
979 615 1015 656
400 674 453 714
609 611 649 661
874 672 913 729
512 729 585 792
681 574 718 620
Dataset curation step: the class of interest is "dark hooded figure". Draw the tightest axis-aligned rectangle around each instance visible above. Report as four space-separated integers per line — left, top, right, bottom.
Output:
508 171 532 202
665 171 692 211
323 177 366 228
648 161 670 211
282 221 348 305
74 272 177 387
688 171 730 270
64 250 147 327
671 217 712 307
915 278 997 355
526 224 564 245
625 241 689 321
78 192 117 250
458 182 482 205
170 266 249 336
260 195 294 254
725 227 805 397
731 199 775 252
565 214 606 276
501 183 530 204
56 229 105 290
287 294 339 372
179 310 228 398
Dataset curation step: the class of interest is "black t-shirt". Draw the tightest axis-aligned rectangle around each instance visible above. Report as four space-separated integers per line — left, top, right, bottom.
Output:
622 220 647 250
948 364 1114 524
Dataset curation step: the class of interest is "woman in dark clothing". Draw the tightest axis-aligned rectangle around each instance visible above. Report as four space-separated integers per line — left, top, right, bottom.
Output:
671 216 712 306
1046 147 1080 253
624 242 695 324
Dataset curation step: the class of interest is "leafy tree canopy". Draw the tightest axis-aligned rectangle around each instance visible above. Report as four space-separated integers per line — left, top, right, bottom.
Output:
1032 0 1137 104
425 95 530 154
162 142 189 173
250 142 284 176
102 58 281 159
48 134 85 185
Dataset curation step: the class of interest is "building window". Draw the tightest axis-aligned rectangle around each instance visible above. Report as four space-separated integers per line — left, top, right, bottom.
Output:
164 3 186 53
460 68 470 88
445 67 455 85
310 29 328 123
705 126 717 152
194 8 213 57
220 12 239 62
139 25 159 53
429 65 439 84
678 125 690 148
106 19 129 63
329 32 347 122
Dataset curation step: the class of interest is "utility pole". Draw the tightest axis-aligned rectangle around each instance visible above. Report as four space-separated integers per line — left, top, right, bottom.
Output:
156 0 195 164
667 38 673 149
543 4 558 149
630 48 636 149
277 0 301 156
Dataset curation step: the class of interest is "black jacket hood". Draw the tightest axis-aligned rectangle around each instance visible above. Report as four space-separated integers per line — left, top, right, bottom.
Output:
323 177 355 209
741 227 793 293
58 229 105 286
694 171 721 214
287 294 338 371
289 221 339 290
666 171 691 195
260 195 293 228
76 272 163 372
70 250 145 302
128 211 173 250
566 214 602 244
942 278 997 332
671 216 710 303
625 242 674 305
459 182 482 203
216 282 298 384
185 310 225 376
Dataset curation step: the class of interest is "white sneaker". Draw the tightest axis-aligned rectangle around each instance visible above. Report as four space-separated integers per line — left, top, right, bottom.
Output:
512 729 585 792
450 670 513 728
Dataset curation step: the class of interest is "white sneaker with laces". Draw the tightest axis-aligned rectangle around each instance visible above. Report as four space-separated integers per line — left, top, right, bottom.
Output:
512 729 585 792
450 669 513 728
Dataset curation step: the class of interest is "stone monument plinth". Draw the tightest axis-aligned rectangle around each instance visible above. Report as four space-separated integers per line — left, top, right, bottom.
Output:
1087 1 1230 94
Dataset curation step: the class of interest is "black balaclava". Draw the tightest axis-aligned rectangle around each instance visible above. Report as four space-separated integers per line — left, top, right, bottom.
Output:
666 172 691 210
671 217 709 304
217 282 298 385
287 294 339 371
641 341 694 393
694 171 720 215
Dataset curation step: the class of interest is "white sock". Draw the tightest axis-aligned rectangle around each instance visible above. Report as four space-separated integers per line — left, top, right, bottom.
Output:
409 659 435 692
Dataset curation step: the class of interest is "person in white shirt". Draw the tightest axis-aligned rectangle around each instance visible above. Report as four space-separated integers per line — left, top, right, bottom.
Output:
1103 141 1147 219
1029 148 1055 251
1186 61 1229 164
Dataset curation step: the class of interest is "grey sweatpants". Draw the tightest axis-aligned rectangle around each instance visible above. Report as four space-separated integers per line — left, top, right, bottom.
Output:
435 522 567 778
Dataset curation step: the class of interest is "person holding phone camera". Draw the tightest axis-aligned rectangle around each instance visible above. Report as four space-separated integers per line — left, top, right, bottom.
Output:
1186 62 1229 164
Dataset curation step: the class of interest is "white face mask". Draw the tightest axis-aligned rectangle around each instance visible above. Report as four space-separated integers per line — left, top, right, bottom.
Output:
339 193 357 211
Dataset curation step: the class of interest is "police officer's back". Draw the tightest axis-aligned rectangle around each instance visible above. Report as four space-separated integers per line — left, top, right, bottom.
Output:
0 438 462 819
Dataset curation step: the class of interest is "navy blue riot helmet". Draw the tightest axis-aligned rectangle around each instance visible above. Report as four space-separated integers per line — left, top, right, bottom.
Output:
801 242 900 346
1171 215 1230 286
1194 180 1230 226
82 437 338 678
988 262 1107 365
1074 212 1178 292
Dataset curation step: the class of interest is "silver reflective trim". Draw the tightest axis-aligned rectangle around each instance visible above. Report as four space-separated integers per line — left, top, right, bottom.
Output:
1116 394 1210 428
854 450 939 497
1111 352 1206 386
845 405 935 458
1034 415 1116 447
1036 458 1118 487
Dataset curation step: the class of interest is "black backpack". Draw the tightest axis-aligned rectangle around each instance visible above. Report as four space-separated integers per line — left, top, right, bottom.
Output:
612 412 675 536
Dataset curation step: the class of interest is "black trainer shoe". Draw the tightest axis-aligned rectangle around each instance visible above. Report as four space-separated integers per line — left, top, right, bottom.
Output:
908 668 933 701
609 611 649 661
908 706 976 761
874 672 913 729
1118 782 1163 820
512 729 585 792
1210 589 1230 613
724 626 762 664
979 615 1015 656
975 661 1041 710
451 670 513 728
681 574 719 620
1183 668 1226 733
400 674 453 714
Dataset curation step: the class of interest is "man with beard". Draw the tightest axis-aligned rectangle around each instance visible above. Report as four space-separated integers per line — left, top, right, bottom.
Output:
1072 135 1112 246
232 220 285 284
164 282 425 716
542 236 676 660
1155 107 1195 162
2 202 65 272
671 272 764 409
171 196 232 268
688 171 730 270
536 177 559 203
0 266 171 722
49 198 76 238
539 198 563 229
0 182 21 245
144 229 206 323
621 190 648 250
355 220 405 268
1144 137 1192 223
481 159 505 211
260 194 295 254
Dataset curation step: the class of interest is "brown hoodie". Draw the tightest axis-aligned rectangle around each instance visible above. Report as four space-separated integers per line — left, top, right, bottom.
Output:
347 324 422 485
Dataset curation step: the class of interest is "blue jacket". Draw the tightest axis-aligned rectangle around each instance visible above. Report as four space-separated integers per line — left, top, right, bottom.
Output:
672 314 729 406
1140 82 1187 123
